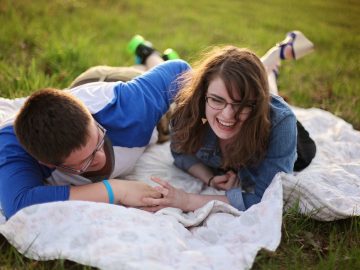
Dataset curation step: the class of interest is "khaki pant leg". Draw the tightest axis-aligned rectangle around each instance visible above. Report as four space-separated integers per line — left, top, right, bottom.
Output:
69 66 144 88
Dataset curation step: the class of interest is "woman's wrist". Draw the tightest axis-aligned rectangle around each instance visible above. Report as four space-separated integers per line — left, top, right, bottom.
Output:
207 176 215 187
182 192 194 212
187 163 215 186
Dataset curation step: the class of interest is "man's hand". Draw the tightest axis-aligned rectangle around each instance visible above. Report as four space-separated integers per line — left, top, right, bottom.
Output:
211 171 238 190
70 179 162 207
114 180 162 207
141 177 189 212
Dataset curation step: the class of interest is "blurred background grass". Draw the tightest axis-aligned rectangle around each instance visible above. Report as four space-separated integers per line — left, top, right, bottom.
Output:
1 0 359 128
0 0 359 269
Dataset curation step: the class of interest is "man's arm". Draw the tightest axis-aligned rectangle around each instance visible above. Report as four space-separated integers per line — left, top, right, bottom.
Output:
1 168 161 219
70 179 161 207
90 59 191 149
0 135 160 219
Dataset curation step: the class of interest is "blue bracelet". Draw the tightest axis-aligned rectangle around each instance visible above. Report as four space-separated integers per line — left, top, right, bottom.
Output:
102 179 115 204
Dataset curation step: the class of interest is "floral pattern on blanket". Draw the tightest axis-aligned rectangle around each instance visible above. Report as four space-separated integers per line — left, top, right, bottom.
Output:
0 177 283 270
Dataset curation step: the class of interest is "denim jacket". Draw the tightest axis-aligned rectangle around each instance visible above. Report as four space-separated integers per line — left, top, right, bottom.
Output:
171 95 297 211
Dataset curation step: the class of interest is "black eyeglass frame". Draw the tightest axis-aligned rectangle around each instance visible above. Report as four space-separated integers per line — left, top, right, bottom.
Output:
205 96 256 114
56 122 107 174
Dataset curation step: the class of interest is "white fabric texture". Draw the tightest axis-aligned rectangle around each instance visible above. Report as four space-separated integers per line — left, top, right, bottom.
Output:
283 107 360 220
0 97 360 269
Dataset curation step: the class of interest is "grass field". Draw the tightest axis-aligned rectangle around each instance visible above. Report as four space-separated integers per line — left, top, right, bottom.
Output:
0 0 359 269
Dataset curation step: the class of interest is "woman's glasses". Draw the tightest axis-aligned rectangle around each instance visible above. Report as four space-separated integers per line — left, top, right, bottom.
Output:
205 96 255 114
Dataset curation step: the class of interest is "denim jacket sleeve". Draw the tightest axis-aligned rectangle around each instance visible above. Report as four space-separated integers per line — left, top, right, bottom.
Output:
226 112 297 211
171 148 201 171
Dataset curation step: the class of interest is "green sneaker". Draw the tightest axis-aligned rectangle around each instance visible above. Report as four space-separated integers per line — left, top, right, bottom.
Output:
162 48 180 61
127 35 155 64
127 35 145 54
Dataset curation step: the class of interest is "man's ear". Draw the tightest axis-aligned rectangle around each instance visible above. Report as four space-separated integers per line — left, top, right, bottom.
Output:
38 161 56 168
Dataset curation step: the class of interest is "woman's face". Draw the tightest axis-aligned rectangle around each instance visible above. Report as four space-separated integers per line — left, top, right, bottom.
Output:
205 76 252 143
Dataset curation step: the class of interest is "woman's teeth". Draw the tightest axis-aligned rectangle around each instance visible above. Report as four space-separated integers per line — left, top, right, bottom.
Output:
217 119 236 127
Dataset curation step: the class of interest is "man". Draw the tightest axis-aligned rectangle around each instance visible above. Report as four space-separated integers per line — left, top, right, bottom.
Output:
0 45 190 219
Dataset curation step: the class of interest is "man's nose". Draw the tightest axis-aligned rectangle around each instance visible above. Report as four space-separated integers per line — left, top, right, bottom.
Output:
91 148 105 166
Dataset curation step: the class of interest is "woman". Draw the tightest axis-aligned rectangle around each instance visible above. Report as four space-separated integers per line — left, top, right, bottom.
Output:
142 31 316 212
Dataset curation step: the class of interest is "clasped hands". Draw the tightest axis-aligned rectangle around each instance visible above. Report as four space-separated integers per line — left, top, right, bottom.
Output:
118 177 189 212
208 170 238 190
121 170 238 212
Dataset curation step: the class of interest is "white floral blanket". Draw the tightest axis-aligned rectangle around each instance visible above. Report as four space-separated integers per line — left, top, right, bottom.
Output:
0 97 360 269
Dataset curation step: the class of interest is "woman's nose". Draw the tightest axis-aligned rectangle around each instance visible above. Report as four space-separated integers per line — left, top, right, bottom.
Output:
221 104 236 119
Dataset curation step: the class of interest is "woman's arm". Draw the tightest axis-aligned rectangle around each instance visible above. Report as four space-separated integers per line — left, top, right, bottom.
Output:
171 149 214 185
188 163 238 189
172 149 237 188
227 113 297 211
187 163 214 184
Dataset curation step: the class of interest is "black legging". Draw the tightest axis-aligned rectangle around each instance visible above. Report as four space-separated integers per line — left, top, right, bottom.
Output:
294 120 316 171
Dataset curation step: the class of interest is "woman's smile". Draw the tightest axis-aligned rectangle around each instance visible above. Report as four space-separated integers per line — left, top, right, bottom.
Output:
206 76 248 142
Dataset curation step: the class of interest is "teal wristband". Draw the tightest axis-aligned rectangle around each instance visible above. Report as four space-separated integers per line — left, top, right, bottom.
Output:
102 179 115 204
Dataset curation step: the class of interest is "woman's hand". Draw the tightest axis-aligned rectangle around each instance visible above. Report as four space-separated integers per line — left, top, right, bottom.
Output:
141 177 189 212
211 171 238 190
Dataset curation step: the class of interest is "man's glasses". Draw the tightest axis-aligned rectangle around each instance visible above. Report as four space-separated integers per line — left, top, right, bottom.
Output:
56 122 107 174
205 96 255 115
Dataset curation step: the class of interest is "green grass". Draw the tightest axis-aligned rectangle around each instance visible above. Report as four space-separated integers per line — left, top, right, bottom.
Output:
254 208 360 270
0 0 359 269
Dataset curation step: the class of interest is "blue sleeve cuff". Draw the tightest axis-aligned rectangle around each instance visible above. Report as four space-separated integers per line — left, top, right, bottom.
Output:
225 188 246 211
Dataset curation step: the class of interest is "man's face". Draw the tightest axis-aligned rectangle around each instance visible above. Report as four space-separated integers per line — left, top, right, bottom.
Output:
57 121 107 174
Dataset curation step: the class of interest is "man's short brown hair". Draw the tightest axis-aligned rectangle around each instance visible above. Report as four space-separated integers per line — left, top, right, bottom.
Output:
15 88 92 164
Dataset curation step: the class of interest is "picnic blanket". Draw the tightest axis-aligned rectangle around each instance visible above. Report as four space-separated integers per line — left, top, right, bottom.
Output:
0 97 359 269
